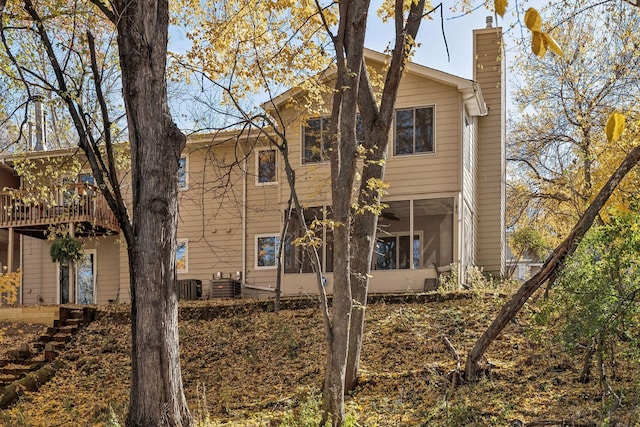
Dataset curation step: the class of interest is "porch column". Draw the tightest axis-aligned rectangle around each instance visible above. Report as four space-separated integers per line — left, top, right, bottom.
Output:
7 227 14 273
69 223 75 304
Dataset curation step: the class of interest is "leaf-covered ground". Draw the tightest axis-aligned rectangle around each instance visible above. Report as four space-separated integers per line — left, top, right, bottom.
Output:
0 322 46 360
1 291 639 426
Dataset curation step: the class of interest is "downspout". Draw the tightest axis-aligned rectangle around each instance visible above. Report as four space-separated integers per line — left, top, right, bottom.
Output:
457 193 463 284
242 149 247 287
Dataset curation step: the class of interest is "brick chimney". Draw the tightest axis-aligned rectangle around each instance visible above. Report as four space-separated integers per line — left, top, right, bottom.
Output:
473 19 506 277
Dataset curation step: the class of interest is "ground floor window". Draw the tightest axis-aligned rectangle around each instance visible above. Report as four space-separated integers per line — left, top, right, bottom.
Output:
256 235 280 268
373 233 421 270
284 206 333 273
377 198 454 270
176 239 188 273
281 198 453 273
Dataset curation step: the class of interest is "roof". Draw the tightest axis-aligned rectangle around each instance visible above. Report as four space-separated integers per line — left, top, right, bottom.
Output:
265 48 488 117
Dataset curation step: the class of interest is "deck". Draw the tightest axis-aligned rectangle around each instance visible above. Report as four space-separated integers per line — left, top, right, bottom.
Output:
0 183 120 239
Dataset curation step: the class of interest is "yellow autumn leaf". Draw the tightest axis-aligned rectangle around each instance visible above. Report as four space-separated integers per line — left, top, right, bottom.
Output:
495 0 508 17
525 8 542 32
531 31 546 58
605 112 626 143
542 32 563 57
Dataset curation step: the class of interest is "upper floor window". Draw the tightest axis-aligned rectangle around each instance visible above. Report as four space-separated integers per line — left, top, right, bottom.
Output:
394 106 434 156
303 117 331 164
256 149 277 185
178 156 188 190
78 174 94 185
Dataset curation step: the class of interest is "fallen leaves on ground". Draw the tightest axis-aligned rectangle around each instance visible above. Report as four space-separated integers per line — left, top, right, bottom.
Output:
0 291 638 426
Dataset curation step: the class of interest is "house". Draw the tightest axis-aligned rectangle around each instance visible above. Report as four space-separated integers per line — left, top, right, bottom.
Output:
0 21 505 304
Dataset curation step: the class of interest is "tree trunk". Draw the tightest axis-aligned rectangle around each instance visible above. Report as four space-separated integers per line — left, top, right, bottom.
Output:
113 0 191 425
0 360 63 409
322 2 369 423
346 210 376 392
466 145 640 380
344 0 426 392
346 147 385 391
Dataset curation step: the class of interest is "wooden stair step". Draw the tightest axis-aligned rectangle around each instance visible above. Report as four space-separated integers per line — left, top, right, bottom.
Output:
38 334 72 344
57 325 79 334
33 342 66 352
68 312 84 320
0 363 42 376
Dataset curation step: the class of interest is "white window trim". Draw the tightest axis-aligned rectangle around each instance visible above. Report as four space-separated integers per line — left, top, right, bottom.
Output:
178 155 189 191
301 117 331 165
255 234 281 270
176 238 189 274
392 105 437 157
255 148 278 186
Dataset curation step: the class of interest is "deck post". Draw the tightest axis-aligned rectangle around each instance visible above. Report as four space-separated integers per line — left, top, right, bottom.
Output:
69 222 75 304
7 226 13 273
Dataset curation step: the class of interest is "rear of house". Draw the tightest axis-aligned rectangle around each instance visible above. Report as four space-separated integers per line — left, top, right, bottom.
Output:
0 21 505 304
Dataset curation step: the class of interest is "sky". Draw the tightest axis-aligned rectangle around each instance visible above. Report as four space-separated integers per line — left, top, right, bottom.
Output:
364 0 546 80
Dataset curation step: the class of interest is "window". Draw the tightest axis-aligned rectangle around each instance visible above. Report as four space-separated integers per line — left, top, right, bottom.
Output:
412 198 454 268
78 174 94 185
303 118 331 163
178 157 188 190
284 206 333 273
256 235 281 269
373 233 421 270
375 199 454 270
394 107 434 155
256 149 277 184
176 239 188 273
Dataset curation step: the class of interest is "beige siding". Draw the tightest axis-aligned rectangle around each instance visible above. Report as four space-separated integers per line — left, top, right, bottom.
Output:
84 236 120 303
385 74 461 197
243 145 281 289
118 239 129 302
176 144 244 287
474 26 506 276
21 235 120 305
22 237 56 304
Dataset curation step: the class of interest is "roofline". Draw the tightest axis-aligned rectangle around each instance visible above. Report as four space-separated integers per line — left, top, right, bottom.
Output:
0 129 260 164
263 48 488 116
0 146 85 163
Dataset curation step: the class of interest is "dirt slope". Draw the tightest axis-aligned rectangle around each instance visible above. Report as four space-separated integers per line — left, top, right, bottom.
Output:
0 292 637 426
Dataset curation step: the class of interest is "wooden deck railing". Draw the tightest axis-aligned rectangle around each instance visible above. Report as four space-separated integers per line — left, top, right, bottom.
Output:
0 183 120 232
